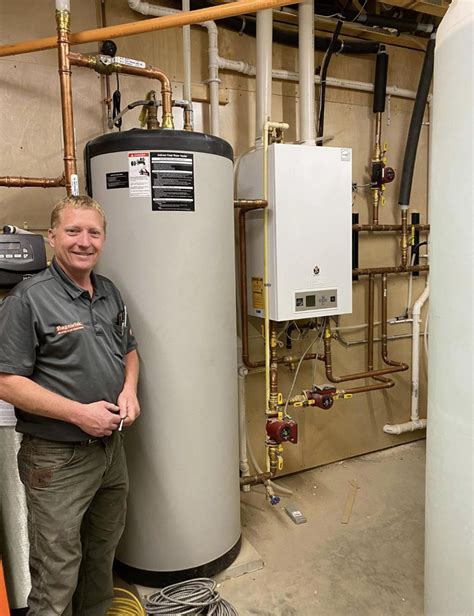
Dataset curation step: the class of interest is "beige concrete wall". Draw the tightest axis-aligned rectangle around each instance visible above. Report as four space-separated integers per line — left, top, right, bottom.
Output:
0 0 429 474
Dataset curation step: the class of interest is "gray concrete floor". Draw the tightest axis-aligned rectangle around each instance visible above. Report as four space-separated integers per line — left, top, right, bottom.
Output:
119 440 426 616
220 440 426 616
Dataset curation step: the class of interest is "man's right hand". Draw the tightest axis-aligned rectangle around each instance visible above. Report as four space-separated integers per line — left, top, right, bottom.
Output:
76 401 121 437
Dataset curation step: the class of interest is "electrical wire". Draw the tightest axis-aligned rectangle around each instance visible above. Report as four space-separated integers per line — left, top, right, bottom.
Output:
423 309 429 358
107 587 146 616
145 578 238 615
284 319 326 417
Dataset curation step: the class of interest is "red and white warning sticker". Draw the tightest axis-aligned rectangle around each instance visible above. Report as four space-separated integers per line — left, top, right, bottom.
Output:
128 152 151 198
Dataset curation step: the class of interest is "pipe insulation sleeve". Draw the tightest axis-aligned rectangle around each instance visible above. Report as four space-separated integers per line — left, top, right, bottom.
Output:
373 46 388 113
398 36 435 207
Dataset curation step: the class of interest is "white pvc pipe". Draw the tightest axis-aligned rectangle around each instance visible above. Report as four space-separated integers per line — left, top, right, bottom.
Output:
384 280 429 435
56 0 70 10
255 10 273 145
182 0 192 106
128 0 219 134
217 56 419 100
298 0 315 144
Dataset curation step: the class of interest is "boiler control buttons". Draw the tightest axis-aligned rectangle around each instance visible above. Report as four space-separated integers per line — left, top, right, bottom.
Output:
295 289 338 313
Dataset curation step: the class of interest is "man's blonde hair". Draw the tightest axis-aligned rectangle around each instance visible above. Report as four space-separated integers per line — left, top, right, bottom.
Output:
50 195 107 233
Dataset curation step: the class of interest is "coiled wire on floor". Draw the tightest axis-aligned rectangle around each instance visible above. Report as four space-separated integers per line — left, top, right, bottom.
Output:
108 587 146 615
145 578 238 615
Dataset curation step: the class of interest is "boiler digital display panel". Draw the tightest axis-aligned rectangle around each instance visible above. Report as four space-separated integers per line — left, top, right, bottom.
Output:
295 289 338 312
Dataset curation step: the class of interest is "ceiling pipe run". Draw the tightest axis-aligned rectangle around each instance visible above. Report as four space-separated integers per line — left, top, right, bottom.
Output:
0 0 303 58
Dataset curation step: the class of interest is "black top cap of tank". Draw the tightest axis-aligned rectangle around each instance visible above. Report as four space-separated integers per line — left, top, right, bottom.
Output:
85 129 234 162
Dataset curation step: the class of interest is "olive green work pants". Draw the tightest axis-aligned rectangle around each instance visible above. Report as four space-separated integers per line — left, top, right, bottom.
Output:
17 431 128 616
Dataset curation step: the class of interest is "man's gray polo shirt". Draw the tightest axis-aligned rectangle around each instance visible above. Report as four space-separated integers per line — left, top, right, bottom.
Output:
0 258 137 442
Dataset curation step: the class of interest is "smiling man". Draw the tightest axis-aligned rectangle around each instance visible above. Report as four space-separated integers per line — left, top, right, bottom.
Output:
0 195 140 615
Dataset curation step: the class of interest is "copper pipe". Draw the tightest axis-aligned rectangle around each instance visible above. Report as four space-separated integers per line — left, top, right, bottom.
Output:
0 175 65 188
56 10 77 195
371 112 383 225
342 379 395 394
269 321 279 412
353 224 430 232
354 265 429 276
0 0 302 58
401 208 409 267
240 472 272 487
367 274 375 370
381 274 409 369
69 52 174 128
322 321 406 382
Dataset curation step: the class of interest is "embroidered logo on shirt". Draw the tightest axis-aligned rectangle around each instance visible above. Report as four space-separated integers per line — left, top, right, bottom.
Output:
56 322 85 335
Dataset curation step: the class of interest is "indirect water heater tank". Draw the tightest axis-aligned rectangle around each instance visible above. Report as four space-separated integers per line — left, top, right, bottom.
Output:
85 129 241 586
425 1 473 613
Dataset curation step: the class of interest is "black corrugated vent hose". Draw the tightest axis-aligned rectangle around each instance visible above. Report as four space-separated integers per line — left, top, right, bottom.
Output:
398 35 436 207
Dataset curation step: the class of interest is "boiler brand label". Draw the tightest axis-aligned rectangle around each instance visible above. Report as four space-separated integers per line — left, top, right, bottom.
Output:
128 152 151 198
150 152 194 212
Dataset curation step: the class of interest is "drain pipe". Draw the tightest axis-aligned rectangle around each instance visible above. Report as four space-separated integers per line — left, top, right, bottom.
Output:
128 0 217 134
384 280 429 435
298 0 315 144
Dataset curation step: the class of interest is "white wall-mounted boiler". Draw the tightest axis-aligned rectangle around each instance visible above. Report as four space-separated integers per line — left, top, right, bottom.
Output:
236 143 353 322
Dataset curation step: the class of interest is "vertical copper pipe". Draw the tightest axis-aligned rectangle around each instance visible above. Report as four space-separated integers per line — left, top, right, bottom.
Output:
269 320 279 413
401 208 409 267
372 112 382 225
381 274 409 369
56 9 77 195
367 274 375 370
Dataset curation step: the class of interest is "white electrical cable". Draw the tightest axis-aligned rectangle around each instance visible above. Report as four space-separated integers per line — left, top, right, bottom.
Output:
423 309 430 357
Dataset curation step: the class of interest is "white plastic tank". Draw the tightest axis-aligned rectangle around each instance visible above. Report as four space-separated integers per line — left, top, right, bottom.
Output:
425 1 474 613
85 129 241 585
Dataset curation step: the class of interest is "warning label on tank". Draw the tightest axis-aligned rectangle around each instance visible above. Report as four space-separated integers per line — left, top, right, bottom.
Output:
252 277 265 311
106 171 129 190
128 152 151 198
150 152 194 212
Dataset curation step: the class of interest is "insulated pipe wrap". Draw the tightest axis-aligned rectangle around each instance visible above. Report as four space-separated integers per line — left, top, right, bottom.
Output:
398 36 435 207
373 47 388 113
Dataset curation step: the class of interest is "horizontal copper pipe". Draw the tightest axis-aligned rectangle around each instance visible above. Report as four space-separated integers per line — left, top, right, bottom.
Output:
240 472 272 487
353 224 430 232
353 265 429 276
69 52 173 128
342 379 395 394
0 175 65 188
322 330 406 382
0 0 302 58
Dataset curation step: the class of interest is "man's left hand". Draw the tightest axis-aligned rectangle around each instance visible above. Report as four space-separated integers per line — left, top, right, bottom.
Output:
117 386 141 428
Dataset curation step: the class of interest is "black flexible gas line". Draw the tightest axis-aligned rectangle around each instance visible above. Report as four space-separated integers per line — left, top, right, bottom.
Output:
317 20 343 142
398 35 436 208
